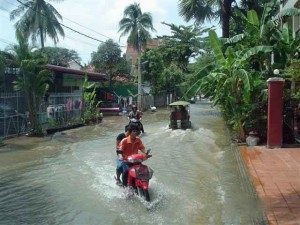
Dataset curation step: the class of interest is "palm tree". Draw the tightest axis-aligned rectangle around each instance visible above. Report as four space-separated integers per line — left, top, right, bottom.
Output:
10 0 65 49
178 0 234 38
8 32 53 135
118 2 155 110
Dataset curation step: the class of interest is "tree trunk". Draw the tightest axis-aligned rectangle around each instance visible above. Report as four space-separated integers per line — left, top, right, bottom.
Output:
221 0 234 38
291 80 296 94
246 0 255 10
108 70 111 87
28 91 43 135
40 25 44 49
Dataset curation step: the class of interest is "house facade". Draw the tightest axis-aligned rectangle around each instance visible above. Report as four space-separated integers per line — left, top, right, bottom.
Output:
279 0 300 34
272 0 300 145
0 61 107 138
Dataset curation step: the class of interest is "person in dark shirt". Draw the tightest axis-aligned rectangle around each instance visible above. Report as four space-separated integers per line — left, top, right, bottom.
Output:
128 105 144 133
170 107 178 129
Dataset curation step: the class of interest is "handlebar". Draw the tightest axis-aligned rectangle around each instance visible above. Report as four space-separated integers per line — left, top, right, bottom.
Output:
129 118 140 122
121 149 152 162
146 149 151 155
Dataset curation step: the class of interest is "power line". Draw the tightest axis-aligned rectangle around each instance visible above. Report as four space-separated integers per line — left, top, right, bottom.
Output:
62 16 114 41
0 12 9 20
4 0 124 44
3 0 159 51
14 0 127 48
64 35 98 48
3 0 161 54
0 5 11 13
0 38 14 45
0 3 102 49
2 0 17 7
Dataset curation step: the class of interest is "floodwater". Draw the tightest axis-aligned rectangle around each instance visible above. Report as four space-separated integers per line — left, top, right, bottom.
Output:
0 102 266 225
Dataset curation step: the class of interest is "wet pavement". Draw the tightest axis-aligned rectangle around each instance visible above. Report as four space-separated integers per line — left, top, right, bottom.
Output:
0 104 267 225
240 146 300 225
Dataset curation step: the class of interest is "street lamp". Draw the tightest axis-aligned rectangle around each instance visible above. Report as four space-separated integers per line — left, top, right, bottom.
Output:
137 60 149 110
137 57 142 110
273 69 280 76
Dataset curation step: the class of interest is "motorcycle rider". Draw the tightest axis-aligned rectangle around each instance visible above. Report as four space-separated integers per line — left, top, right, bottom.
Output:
118 123 146 186
128 105 144 133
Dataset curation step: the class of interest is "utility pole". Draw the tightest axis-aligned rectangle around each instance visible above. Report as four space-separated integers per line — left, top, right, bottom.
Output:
137 36 142 111
137 54 142 110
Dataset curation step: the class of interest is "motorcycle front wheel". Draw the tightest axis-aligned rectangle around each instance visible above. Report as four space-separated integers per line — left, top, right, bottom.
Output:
137 187 150 202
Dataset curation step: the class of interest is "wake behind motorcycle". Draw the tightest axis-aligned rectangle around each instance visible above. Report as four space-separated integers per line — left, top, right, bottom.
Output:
122 149 153 202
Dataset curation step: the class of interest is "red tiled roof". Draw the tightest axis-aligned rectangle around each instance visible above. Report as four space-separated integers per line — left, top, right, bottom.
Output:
44 64 107 80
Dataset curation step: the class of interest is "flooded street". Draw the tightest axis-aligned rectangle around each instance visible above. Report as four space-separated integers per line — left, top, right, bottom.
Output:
0 102 266 225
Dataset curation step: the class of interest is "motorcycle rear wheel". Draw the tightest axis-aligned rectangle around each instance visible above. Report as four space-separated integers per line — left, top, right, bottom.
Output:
137 187 150 202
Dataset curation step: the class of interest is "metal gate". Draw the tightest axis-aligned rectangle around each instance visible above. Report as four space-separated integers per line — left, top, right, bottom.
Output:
0 92 28 138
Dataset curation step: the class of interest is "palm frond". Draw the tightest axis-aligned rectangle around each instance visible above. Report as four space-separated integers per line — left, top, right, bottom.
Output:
10 0 64 48
275 7 300 20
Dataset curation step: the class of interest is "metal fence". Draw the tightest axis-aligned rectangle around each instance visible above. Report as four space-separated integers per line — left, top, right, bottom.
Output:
0 92 28 138
141 94 154 111
0 92 84 138
42 93 83 131
283 98 300 144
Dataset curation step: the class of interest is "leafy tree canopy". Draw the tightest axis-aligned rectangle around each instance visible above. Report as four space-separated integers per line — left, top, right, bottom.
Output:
34 47 81 67
178 0 235 38
0 51 15 72
91 39 130 85
158 22 209 73
91 39 122 72
141 48 164 94
160 63 183 93
111 56 131 78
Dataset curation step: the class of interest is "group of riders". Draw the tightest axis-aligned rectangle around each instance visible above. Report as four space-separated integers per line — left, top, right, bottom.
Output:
114 105 146 186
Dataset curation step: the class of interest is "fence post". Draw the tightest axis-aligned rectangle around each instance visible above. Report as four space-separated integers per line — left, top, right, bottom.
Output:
267 77 285 148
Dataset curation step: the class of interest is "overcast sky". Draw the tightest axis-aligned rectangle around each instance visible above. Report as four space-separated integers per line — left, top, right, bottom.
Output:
0 0 221 65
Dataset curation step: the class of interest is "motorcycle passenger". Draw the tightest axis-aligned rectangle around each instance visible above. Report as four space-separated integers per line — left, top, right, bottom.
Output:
180 105 189 129
114 126 130 186
170 107 178 129
128 105 144 133
118 124 146 186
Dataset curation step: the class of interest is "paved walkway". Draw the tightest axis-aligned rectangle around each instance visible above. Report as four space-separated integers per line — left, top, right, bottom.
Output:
240 146 300 225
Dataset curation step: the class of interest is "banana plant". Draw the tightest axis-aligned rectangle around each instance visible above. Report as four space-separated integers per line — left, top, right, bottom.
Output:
82 74 102 123
234 4 300 67
199 30 272 141
183 1 300 140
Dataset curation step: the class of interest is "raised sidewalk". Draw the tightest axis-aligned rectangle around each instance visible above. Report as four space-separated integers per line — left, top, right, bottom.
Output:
240 146 300 225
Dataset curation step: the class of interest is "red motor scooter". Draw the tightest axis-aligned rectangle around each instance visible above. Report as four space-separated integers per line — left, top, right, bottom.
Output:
124 149 153 202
